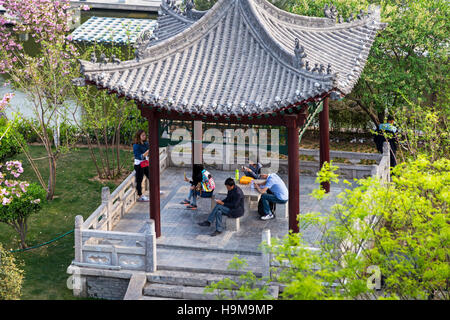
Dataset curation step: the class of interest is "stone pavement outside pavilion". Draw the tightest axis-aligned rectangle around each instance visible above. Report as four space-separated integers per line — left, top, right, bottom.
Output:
112 167 355 274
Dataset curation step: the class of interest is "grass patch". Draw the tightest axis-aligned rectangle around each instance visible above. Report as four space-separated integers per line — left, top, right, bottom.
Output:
0 145 134 300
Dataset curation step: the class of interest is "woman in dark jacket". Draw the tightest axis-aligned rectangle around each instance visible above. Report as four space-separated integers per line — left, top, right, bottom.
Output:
198 178 244 236
133 130 150 201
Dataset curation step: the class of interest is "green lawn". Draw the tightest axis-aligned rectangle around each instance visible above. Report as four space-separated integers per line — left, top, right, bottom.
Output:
0 145 134 300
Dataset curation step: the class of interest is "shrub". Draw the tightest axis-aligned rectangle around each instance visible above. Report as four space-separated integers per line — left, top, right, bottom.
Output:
208 157 450 300
0 161 47 249
0 243 24 300
0 118 26 162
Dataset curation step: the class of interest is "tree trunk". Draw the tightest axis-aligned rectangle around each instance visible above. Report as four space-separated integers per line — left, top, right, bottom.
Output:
352 98 381 128
9 219 28 249
47 155 57 200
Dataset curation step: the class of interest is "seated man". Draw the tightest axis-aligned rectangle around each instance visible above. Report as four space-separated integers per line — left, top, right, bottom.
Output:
254 173 288 220
198 178 244 237
180 164 204 210
241 161 262 179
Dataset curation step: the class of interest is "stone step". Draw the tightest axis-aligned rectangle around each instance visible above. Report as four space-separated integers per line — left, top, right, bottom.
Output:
139 295 183 300
143 282 233 300
147 270 260 288
156 247 264 277
157 244 261 256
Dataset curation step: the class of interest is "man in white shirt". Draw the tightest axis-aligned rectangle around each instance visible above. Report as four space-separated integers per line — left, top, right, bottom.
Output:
254 173 288 220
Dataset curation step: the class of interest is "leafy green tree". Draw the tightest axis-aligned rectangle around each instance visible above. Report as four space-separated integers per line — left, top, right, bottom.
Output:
194 0 216 11
0 116 26 163
0 243 24 300
209 157 449 300
394 97 449 163
275 0 449 127
71 40 147 180
0 0 89 200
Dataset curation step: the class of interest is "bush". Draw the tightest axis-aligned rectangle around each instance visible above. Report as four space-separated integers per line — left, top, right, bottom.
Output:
0 161 47 249
0 243 24 300
208 157 450 300
0 118 26 162
15 112 148 147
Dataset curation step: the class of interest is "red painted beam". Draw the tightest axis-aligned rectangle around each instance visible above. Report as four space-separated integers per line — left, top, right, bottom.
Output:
136 102 313 126
147 110 162 238
319 96 331 193
285 115 300 234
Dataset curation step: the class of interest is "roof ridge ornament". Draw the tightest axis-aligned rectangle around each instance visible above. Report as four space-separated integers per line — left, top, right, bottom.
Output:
347 13 355 23
357 9 366 20
90 52 97 63
293 38 307 69
99 53 108 65
327 63 332 75
184 0 195 19
134 29 154 60
324 3 338 21
110 54 121 64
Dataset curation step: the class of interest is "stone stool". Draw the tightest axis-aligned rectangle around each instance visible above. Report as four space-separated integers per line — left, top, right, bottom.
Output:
275 201 288 219
223 216 240 232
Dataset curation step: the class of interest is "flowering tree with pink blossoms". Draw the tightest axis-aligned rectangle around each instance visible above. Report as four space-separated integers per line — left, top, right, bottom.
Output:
0 0 88 200
0 160 46 249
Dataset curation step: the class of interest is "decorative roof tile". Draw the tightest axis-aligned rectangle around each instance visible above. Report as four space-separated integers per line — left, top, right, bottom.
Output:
79 0 385 117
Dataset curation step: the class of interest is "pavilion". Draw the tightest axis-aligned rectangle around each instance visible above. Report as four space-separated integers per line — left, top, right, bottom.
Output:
78 0 385 238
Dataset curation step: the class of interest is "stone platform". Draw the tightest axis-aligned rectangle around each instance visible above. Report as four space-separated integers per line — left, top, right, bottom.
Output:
113 167 355 274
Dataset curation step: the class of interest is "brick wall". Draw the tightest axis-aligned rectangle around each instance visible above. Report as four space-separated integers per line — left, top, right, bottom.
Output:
86 276 129 300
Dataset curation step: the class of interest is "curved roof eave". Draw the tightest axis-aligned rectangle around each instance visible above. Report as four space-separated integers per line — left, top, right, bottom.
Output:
79 0 385 117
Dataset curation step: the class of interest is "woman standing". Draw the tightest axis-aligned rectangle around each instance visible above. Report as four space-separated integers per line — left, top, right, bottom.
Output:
133 130 150 202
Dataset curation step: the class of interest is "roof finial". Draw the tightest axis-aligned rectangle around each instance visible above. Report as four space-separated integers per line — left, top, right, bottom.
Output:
111 54 121 64
305 61 311 71
327 64 333 75
324 3 338 20
294 38 307 69
357 9 366 20
312 63 319 73
185 0 195 18
99 53 108 64
319 64 325 75
347 13 355 22
90 52 97 63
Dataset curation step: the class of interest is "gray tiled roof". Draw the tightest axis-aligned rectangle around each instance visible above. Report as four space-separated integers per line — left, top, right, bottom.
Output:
79 0 385 117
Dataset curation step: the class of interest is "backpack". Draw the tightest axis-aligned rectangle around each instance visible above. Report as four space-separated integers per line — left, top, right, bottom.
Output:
257 189 276 216
200 169 215 192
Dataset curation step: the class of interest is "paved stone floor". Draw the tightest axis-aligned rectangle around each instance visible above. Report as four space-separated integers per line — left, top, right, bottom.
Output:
114 168 355 256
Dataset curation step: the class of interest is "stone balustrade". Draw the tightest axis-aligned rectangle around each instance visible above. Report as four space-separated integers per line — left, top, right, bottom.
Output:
260 142 391 279
167 143 389 180
67 147 168 297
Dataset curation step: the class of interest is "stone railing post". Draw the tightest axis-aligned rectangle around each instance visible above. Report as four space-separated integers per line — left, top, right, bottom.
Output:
145 220 157 273
262 229 271 279
102 187 111 231
382 142 390 183
74 215 84 263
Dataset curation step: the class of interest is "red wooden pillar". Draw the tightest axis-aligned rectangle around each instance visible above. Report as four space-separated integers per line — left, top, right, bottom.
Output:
148 110 161 237
319 96 331 193
285 115 300 233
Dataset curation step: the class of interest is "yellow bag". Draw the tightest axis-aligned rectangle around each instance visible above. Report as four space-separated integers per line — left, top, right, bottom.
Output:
239 176 254 184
